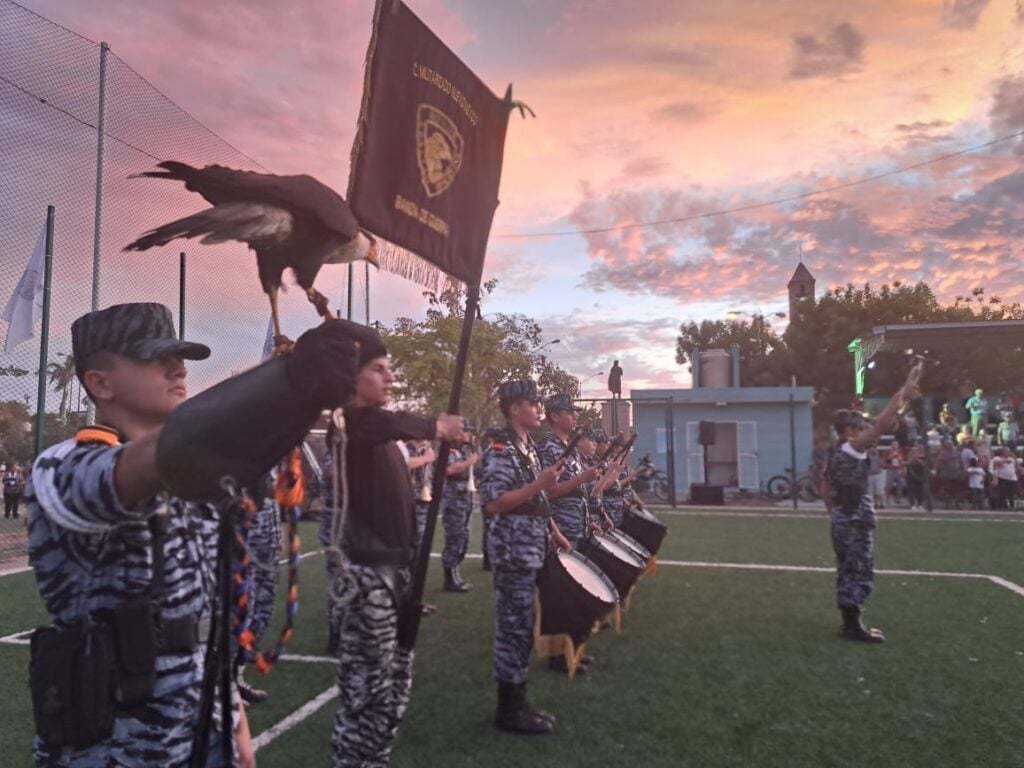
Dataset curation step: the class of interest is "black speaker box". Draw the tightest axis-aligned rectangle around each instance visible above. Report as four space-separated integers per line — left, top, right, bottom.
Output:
698 420 716 446
690 484 724 505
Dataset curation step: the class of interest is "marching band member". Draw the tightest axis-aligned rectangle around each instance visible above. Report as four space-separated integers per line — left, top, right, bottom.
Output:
482 380 570 734
440 441 479 592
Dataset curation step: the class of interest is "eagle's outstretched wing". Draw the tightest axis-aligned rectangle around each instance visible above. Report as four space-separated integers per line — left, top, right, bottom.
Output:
136 162 359 241
124 203 293 252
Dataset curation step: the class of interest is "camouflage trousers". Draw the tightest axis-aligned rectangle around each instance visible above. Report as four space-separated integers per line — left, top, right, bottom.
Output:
247 500 281 644
831 519 875 609
414 500 429 548
441 488 472 569
493 566 538 684
332 564 414 768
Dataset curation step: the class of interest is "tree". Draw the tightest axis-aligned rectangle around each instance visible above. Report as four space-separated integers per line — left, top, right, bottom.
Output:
675 315 788 386
783 281 1024 402
47 353 76 423
0 400 33 465
381 281 578 432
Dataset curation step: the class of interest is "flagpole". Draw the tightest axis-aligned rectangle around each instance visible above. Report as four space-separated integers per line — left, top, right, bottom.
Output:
346 263 354 321
179 252 186 339
399 283 480 649
34 206 55 458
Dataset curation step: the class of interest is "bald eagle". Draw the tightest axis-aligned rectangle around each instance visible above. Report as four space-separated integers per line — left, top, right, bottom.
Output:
124 161 377 343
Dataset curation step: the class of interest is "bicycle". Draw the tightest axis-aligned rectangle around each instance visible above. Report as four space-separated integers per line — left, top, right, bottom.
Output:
766 467 821 502
633 453 670 501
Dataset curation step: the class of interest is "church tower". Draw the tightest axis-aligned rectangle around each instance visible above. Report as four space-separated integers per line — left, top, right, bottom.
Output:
787 262 816 319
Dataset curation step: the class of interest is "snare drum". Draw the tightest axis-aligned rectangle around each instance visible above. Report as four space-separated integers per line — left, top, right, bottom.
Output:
578 533 645 599
536 550 618 645
604 529 651 564
621 505 668 556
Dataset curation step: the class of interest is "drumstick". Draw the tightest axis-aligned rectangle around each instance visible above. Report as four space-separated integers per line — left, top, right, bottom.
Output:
611 433 638 462
555 429 585 464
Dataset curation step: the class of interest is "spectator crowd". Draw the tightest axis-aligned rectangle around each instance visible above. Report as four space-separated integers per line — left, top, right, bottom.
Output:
862 388 1022 511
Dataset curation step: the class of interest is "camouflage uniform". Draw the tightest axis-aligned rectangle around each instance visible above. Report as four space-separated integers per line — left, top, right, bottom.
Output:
603 475 627 528
440 445 473 570
246 480 281 646
27 436 230 767
482 427 549 684
537 432 590 545
826 442 876 609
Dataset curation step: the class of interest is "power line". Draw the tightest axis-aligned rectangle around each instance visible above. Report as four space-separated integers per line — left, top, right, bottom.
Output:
491 130 1024 240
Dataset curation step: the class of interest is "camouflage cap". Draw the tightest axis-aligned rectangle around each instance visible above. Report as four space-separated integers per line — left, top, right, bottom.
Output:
72 302 210 377
544 393 581 413
590 427 610 443
833 408 869 431
498 379 539 406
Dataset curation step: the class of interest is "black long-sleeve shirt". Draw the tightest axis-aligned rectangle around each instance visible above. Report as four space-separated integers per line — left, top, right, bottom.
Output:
342 405 436 552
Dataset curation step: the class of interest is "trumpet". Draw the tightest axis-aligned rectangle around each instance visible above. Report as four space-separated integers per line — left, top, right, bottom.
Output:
464 436 478 494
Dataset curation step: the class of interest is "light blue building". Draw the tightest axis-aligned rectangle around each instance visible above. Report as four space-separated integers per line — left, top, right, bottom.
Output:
630 386 815 495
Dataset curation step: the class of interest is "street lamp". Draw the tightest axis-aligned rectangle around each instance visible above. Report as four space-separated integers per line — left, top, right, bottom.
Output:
575 370 604 399
533 338 561 352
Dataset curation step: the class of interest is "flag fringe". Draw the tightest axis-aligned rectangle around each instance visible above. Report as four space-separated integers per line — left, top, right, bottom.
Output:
376 238 459 294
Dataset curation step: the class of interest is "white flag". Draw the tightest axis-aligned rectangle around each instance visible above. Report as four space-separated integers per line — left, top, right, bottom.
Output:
3 221 47 353
260 316 275 361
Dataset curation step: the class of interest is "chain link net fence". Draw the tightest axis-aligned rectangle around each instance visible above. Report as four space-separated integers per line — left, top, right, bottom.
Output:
0 0 367 567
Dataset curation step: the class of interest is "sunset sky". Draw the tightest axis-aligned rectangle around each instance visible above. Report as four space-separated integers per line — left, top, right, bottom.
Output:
13 0 1024 395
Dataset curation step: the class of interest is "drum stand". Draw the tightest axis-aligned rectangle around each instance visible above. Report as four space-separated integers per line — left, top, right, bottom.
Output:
532 588 619 679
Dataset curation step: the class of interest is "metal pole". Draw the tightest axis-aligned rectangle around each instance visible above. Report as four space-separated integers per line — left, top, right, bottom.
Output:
86 42 109 427
346 263 354 321
90 42 109 312
789 393 798 510
666 396 677 507
179 252 186 339
34 206 55 458
364 261 370 325
399 284 480 649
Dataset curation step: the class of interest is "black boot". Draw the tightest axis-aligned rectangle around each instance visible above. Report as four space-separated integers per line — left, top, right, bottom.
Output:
444 567 471 593
237 671 269 705
326 628 339 655
839 606 885 643
494 682 556 734
548 656 588 675
454 565 473 591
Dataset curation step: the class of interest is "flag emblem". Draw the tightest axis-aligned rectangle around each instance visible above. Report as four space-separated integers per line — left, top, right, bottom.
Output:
416 104 463 198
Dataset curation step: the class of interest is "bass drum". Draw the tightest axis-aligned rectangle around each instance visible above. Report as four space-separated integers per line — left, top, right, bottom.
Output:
578 533 645 600
536 550 618 645
605 528 651 564
621 505 668 556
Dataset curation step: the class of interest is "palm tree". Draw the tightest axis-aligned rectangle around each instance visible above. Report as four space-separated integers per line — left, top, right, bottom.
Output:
47 353 76 423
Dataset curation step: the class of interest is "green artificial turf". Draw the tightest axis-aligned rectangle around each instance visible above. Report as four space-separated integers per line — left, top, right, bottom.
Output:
3 510 1024 767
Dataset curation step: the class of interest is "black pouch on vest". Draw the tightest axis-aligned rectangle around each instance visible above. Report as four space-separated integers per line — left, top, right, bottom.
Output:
29 620 117 749
109 599 157 707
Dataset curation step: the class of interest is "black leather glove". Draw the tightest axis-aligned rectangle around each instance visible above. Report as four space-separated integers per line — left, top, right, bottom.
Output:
286 321 360 410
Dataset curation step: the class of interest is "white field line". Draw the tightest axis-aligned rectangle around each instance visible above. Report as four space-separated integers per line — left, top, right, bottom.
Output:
252 686 337 753
0 565 31 577
278 653 335 664
655 559 1024 598
654 508 1024 524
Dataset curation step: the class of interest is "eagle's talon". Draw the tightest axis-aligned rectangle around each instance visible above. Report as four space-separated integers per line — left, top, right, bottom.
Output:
273 334 295 356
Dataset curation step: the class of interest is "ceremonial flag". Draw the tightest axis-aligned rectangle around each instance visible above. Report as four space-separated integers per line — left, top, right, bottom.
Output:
260 316 275 361
348 0 513 287
3 220 47 352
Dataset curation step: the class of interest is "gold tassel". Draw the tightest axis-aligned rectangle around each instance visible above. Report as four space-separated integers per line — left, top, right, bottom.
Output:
375 237 460 293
